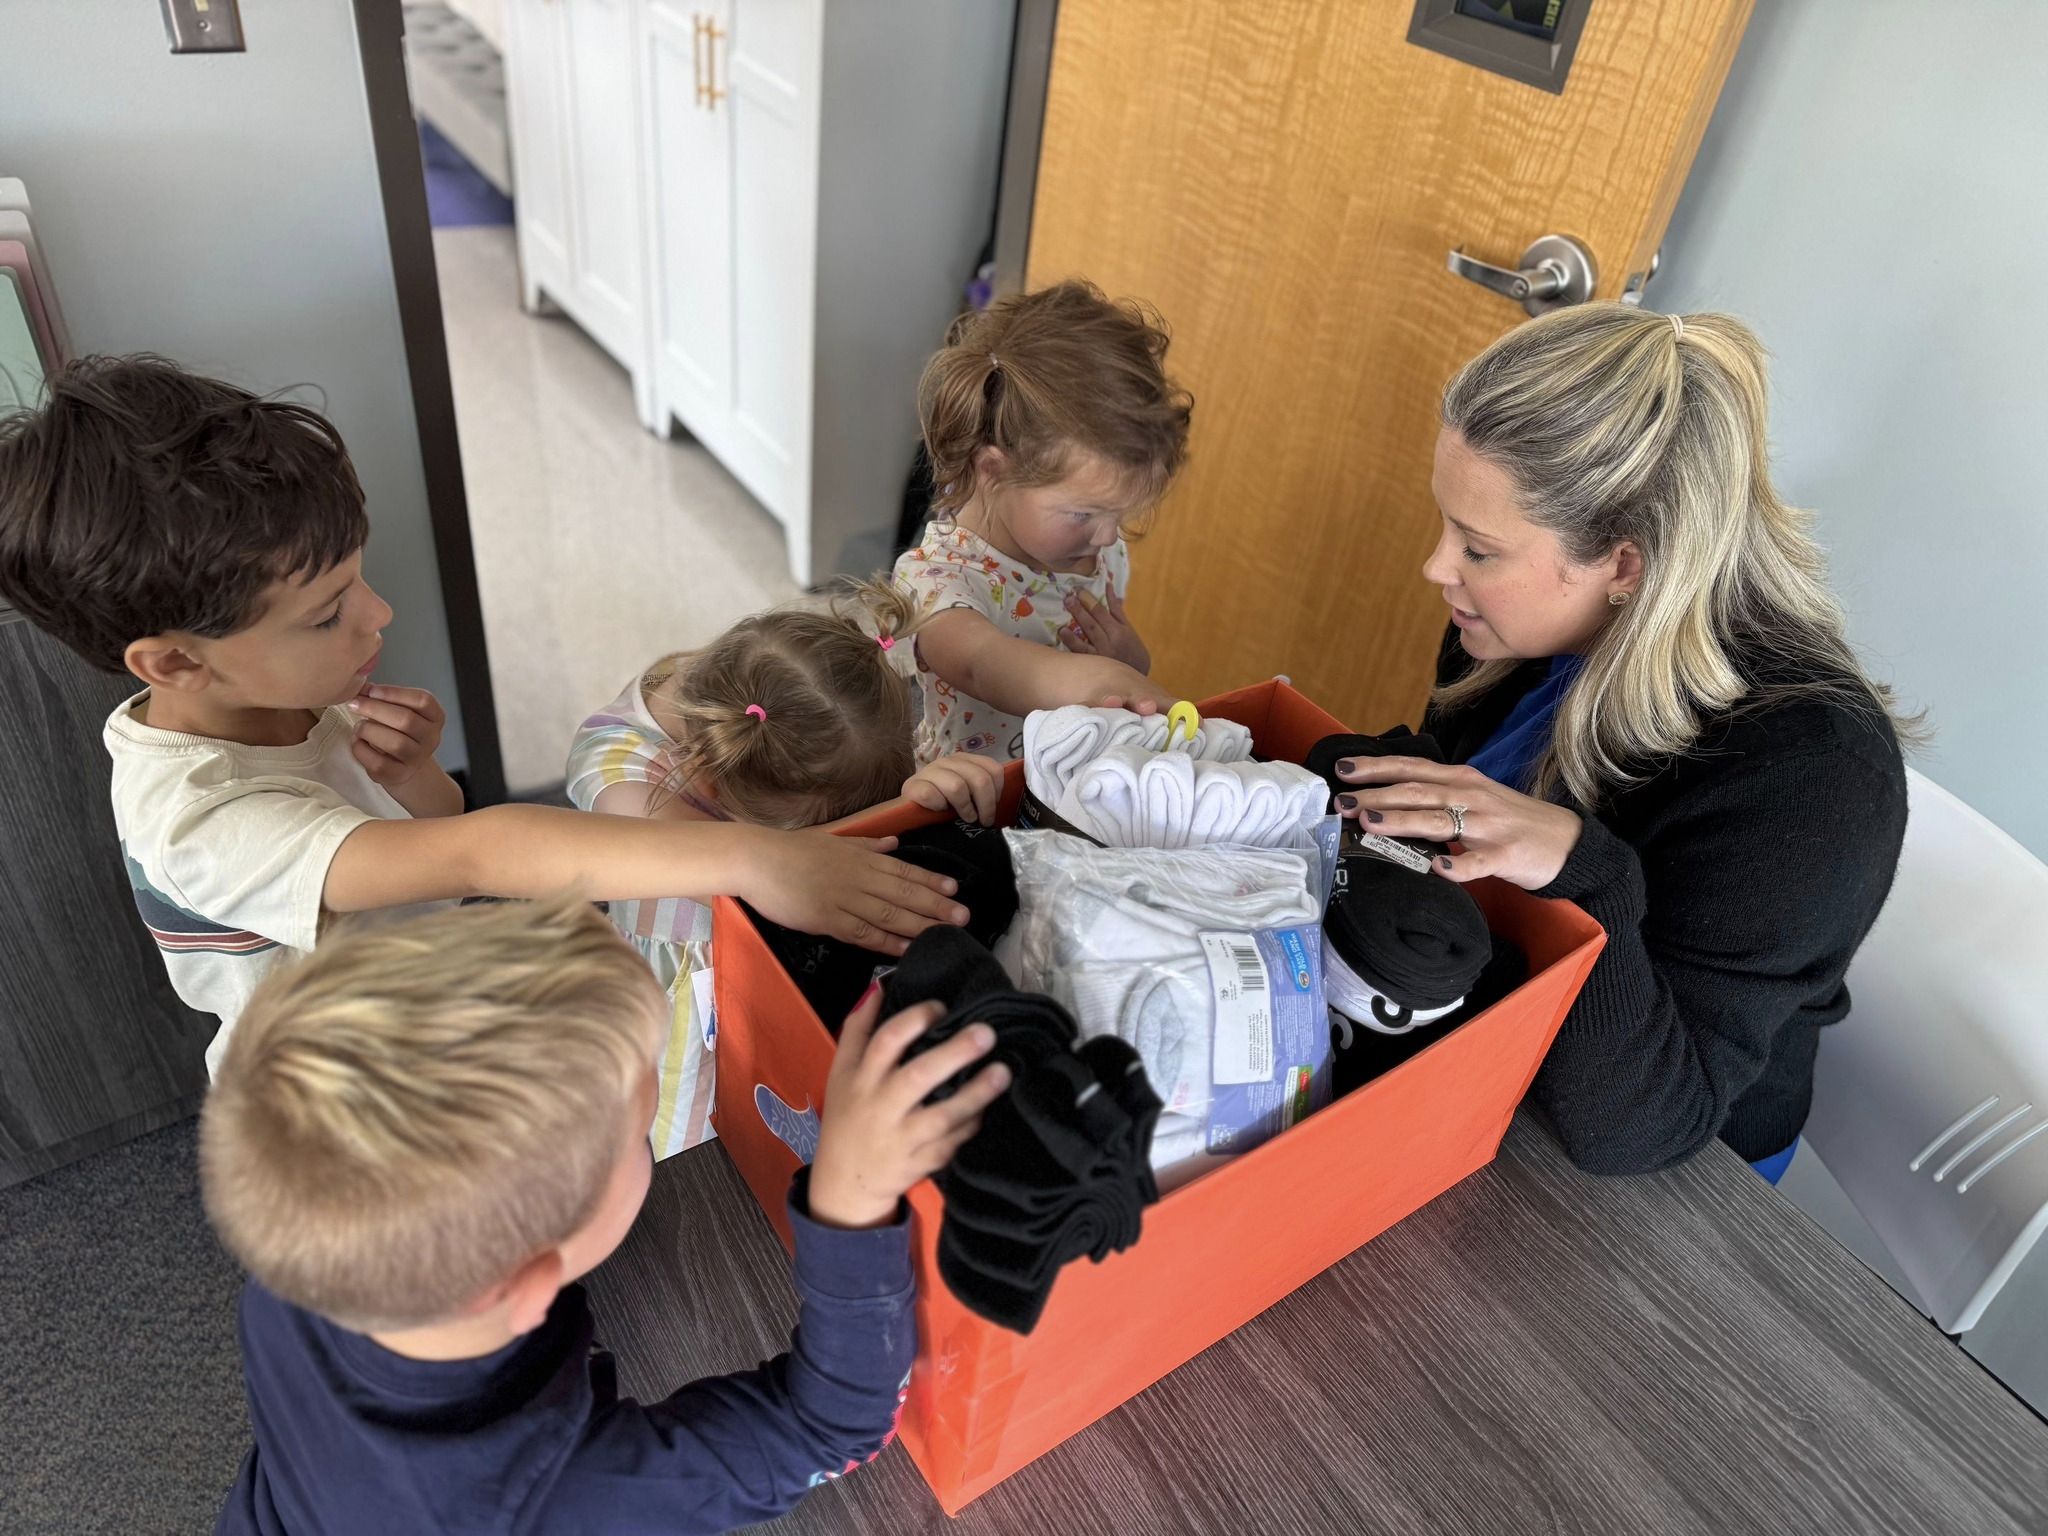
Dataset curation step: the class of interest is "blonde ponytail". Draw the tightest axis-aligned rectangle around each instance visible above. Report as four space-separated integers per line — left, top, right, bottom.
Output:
1435 303 1919 806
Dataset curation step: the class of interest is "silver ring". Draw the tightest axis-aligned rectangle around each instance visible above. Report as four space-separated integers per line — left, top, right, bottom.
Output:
1445 803 1468 841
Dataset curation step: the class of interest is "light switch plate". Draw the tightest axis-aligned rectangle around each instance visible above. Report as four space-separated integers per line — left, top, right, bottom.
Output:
160 0 246 54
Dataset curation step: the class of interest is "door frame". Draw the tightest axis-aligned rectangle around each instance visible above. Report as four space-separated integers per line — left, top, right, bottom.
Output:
351 0 508 806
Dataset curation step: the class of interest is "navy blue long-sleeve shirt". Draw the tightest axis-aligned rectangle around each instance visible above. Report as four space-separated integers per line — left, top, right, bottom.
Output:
215 1175 915 1535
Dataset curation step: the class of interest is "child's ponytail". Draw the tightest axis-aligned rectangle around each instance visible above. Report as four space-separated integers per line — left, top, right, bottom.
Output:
916 279 1193 519
651 579 924 828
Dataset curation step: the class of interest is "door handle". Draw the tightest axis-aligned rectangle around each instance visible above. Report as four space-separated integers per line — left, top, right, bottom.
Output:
1446 234 1598 317
693 15 707 108
703 17 727 109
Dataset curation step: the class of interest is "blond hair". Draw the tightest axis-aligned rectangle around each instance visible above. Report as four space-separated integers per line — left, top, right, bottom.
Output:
1435 303 1916 806
200 897 663 1332
919 278 1192 520
646 578 924 828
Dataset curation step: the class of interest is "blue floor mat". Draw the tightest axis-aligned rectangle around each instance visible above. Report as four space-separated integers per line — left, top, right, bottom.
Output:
420 119 513 229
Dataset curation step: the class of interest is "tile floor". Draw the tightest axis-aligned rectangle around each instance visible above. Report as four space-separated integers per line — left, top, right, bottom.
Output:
434 224 800 794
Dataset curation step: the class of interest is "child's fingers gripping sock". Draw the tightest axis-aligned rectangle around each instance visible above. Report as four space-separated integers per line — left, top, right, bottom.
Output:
752 818 1020 1030
879 924 1164 1334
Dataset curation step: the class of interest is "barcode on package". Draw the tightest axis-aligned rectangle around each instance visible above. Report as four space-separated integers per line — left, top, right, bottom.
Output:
1202 931 1273 1086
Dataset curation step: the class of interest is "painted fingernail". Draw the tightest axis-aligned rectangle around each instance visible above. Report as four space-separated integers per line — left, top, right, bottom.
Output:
1365 810 1385 824
1336 758 1357 775
1439 855 1454 870
1336 794 1357 811
858 980 881 1006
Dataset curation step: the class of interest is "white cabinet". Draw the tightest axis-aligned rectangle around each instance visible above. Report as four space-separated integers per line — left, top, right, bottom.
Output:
504 0 660 429
506 0 1013 587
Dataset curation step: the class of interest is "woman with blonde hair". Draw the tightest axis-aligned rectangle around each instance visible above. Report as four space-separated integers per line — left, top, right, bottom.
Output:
1336 303 1910 1178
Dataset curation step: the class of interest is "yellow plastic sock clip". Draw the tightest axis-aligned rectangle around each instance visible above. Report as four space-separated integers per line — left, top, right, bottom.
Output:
1165 699 1202 751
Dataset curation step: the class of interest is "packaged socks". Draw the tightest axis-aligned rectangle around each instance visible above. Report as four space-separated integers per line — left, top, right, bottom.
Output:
1024 705 1253 811
1331 936 1529 1096
1323 856 1490 1014
1007 831 1323 1177
751 818 1020 1029
1052 745 1329 851
880 925 1162 1334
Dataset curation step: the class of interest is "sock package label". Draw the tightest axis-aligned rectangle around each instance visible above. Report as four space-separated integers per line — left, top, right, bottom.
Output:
1200 925 1329 1155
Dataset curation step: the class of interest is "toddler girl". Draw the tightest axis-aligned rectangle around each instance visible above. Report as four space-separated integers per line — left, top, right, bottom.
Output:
567 582 1004 1156
894 279 1194 763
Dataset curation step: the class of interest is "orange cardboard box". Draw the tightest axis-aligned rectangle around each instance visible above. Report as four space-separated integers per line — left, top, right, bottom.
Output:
711 680 1606 1513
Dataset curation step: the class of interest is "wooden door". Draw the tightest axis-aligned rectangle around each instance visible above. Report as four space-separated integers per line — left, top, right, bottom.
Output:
1027 0 1752 731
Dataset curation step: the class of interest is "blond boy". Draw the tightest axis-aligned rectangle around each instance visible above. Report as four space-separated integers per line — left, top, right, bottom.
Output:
201 897 1006 1534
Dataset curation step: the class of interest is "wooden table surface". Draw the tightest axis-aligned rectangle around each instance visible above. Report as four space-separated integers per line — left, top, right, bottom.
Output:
585 1115 2048 1535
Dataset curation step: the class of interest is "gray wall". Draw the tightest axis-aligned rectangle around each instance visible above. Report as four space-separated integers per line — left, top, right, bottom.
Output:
0 0 467 770
1654 1 2046 857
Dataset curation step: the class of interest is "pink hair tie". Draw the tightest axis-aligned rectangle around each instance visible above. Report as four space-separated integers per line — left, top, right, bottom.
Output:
744 704 767 722
877 634 896 652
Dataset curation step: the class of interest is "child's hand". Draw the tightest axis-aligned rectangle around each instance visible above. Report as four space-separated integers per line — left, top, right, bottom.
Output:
1074 657 1178 716
741 827 970 955
1062 589 1151 675
346 684 447 787
903 752 1006 825
808 991 1011 1228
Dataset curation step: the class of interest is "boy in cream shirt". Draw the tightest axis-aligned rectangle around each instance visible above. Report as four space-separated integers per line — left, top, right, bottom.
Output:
0 356 969 1068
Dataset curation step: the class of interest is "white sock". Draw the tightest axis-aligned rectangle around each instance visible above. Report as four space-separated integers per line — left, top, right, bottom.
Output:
1054 746 1326 851
1322 939 1464 1037
1024 706 1253 808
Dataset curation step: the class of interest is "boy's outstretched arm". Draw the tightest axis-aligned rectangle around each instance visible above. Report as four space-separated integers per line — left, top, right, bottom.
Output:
325 809 968 954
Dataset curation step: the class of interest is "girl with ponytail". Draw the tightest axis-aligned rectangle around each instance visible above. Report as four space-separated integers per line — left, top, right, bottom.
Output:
1333 303 1913 1179
565 581 1005 1156
895 279 1194 762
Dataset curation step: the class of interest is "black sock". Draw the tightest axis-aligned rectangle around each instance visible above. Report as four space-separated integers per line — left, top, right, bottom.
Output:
878 927 1163 1334
1331 935 1529 1096
1324 856 1490 1012
749 819 1020 1030
1302 729 1448 803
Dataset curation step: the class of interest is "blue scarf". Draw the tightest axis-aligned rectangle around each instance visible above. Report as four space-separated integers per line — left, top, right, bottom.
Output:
1465 655 1585 794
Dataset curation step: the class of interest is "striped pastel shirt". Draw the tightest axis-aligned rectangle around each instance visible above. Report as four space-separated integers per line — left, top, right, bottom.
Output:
566 675 722 1159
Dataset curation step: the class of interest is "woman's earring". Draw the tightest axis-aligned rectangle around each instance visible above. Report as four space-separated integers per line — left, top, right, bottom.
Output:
1608 591 1632 607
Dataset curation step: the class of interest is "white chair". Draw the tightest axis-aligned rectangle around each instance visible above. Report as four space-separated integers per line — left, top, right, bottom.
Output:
1800 768 2048 1335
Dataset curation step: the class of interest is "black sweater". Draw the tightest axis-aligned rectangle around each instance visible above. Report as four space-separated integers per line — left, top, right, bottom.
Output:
1423 630 1907 1172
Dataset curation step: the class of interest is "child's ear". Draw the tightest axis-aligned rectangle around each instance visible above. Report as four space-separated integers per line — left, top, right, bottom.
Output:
971 445 1007 489
496 1248 567 1338
124 636 211 693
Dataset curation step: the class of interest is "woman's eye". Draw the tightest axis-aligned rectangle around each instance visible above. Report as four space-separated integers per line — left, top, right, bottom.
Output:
1463 546 1492 564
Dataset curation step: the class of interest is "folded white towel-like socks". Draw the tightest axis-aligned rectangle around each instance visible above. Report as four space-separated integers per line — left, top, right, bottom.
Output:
1024 705 1253 809
1054 745 1327 851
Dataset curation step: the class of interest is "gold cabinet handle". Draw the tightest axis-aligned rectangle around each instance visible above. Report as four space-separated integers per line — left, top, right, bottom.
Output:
692 14 708 108
703 18 727 109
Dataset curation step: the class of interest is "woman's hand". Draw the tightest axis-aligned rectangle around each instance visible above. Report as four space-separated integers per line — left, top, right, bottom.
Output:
1335 756 1584 891
903 752 1006 825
